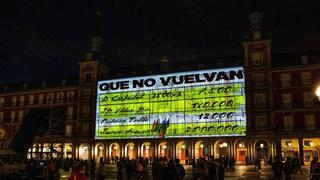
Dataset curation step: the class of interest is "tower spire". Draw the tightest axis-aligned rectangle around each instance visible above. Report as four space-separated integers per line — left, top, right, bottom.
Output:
249 0 263 40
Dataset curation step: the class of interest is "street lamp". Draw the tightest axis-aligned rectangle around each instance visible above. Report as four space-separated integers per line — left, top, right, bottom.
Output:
316 86 320 101
260 144 264 148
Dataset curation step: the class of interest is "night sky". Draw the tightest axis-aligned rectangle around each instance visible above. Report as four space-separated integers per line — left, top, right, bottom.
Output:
0 0 319 83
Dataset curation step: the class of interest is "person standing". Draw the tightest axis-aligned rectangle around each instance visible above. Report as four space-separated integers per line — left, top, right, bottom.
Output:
271 156 283 180
69 163 88 180
175 159 185 180
48 159 56 180
284 158 293 180
229 157 236 173
97 163 106 180
310 158 320 180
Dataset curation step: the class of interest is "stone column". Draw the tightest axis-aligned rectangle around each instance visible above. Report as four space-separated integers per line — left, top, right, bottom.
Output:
298 137 304 165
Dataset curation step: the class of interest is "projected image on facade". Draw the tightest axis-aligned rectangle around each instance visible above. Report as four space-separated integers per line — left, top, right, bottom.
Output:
95 67 246 139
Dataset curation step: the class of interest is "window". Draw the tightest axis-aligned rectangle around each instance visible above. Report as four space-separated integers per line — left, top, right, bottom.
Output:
255 115 266 129
305 114 315 130
252 52 263 65
85 73 92 82
0 97 4 107
38 94 44 104
66 125 72 137
301 72 312 85
67 91 74 102
12 96 17 106
82 105 90 118
282 93 292 108
46 93 54 104
0 112 3 123
280 73 291 87
252 72 265 86
18 110 24 121
303 92 313 107
57 92 64 103
254 93 266 107
29 95 34 105
284 115 293 131
67 107 73 121
19 96 25 106
10 111 16 122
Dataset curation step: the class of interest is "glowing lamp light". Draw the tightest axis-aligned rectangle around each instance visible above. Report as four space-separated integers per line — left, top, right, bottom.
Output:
99 146 103 150
222 143 228 147
260 144 264 148
316 86 320 101
129 146 133 150
288 143 292 147
182 144 186 149
163 145 167 149
146 145 150 149
239 143 243 148
219 144 223 148
84 146 87 150
200 144 204 148
310 142 314 146
114 146 117 150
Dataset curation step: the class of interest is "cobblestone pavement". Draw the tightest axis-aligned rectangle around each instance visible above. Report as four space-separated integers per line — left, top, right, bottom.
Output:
61 164 312 180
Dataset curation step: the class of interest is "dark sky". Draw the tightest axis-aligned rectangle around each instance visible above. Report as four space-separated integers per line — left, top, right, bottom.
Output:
0 0 320 83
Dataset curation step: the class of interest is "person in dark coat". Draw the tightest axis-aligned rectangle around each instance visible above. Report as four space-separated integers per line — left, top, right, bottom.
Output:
272 156 283 180
165 159 179 180
154 157 167 180
284 158 293 180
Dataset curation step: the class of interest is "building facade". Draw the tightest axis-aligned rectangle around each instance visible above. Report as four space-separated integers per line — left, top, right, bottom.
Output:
1 7 320 165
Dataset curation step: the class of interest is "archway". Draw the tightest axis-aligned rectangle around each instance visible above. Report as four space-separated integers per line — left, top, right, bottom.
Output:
141 142 152 158
95 143 105 163
195 141 209 160
214 140 229 159
109 143 120 163
176 141 190 164
125 142 136 160
234 139 247 164
79 144 90 160
255 140 269 159
158 142 169 158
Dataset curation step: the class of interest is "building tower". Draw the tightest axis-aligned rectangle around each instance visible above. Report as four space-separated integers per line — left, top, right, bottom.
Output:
77 11 108 160
242 1 275 160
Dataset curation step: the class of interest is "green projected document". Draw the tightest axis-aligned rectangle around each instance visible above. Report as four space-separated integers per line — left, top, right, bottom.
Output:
96 67 246 139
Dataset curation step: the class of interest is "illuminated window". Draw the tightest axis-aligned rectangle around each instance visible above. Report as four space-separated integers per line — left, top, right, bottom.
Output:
284 115 293 131
19 96 25 106
18 110 24 121
303 92 313 107
301 72 311 85
252 52 263 65
12 96 17 106
38 94 44 104
305 114 315 130
10 111 16 122
255 115 266 129
282 93 292 108
29 95 34 105
67 107 73 121
0 112 4 123
66 125 72 137
0 97 4 107
46 93 54 104
67 91 74 102
57 92 64 103
254 93 265 107
280 73 291 87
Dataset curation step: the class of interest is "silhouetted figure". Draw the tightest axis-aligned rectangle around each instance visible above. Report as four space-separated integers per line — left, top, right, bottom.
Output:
272 156 283 180
284 158 293 180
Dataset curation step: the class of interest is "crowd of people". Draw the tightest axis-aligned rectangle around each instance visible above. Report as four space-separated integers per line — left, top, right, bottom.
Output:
4 154 320 180
271 156 304 180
